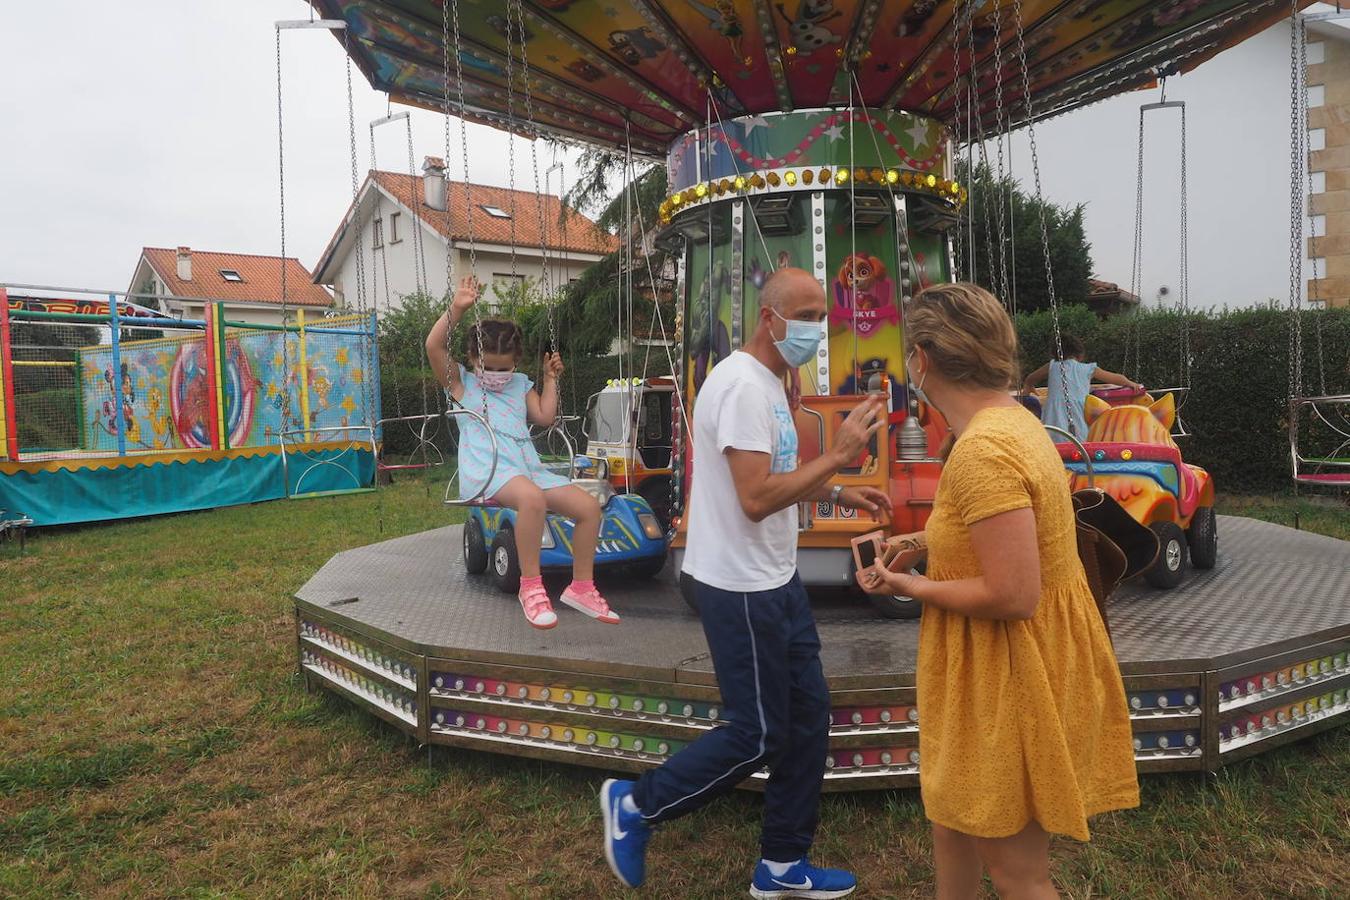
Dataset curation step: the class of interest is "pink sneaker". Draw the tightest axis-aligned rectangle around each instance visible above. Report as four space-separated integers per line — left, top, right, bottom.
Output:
518 582 557 629
560 582 621 624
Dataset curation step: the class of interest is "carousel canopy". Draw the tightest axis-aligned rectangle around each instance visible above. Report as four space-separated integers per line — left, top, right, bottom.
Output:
310 1 1311 155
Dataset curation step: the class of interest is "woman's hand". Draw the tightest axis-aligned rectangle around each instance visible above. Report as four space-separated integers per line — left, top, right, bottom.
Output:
451 276 481 312
856 561 927 598
543 352 565 380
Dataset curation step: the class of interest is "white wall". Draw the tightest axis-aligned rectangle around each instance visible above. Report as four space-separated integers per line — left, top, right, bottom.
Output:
329 191 600 314
993 19 1317 309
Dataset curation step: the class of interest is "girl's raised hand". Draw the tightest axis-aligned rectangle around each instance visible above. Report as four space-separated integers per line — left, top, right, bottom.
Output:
451 276 481 312
544 352 565 379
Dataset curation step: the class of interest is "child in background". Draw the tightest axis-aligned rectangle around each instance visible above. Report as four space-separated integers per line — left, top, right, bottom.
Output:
426 276 617 630
1021 335 1143 438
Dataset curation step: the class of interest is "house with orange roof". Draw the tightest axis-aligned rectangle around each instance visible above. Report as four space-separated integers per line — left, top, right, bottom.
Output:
127 247 333 326
310 157 616 311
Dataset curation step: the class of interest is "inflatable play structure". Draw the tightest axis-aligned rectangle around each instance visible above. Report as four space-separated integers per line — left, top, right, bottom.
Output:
0 289 379 526
286 0 1349 791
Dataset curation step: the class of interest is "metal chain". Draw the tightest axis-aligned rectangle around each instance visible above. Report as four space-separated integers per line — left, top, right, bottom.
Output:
441 0 488 432
1298 18 1327 395
1127 103 1146 379
345 34 375 432
1289 5 1305 401
989 0 1012 303
511 0 560 386
1010 0 1072 432
1179 102 1191 392
404 115 429 297
369 122 405 418
503 1 520 291
274 26 295 434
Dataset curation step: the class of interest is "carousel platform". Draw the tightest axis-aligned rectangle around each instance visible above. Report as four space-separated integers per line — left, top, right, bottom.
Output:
294 516 1350 790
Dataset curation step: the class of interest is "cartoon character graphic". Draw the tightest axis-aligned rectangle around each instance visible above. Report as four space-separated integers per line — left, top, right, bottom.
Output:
748 250 794 290
145 386 174 450
689 261 733 391
830 253 898 335
565 58 605 82
485 14 532 45
776 0 843 54
608 27 665 65
839 357 906 409
690 0 744 38
897 0 940 38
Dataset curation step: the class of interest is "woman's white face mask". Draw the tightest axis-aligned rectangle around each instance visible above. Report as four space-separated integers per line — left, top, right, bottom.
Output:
906 349 929 404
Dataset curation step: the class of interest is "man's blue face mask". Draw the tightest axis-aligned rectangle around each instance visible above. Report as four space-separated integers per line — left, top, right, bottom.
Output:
771 308 823 368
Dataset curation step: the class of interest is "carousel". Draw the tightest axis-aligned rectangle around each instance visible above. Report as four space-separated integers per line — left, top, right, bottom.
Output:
290 0 1350 790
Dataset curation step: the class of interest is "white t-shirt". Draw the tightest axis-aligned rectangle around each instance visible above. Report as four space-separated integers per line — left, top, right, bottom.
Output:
682 351 800 592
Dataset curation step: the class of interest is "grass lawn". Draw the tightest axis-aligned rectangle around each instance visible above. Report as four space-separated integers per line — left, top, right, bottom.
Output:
1 482 1347 898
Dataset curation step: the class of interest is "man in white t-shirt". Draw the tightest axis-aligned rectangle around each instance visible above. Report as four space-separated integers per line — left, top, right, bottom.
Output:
601 268 890 898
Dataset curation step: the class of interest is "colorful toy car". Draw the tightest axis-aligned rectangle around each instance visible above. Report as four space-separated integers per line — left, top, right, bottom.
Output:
1056 391 1217 588
461 466 668 592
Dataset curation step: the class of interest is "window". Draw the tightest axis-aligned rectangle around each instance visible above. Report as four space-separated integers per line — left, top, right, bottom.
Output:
372 217 384 249
1309 84 1326 109
389 211 401 243
219 269 244 282
1309 41 1325 65
1311 171 1326 194
1309 128 1326 153
479 204 512 219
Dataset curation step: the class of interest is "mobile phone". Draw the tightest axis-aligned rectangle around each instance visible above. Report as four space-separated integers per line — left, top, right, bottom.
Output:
851 531 885 575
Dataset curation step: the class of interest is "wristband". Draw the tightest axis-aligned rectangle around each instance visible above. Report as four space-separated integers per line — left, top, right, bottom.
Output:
830 484 844 506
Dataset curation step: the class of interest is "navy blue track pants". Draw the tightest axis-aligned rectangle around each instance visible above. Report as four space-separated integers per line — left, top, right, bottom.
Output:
632 572 830 861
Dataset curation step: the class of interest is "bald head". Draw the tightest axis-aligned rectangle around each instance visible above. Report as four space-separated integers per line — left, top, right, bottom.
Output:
760 267 824 315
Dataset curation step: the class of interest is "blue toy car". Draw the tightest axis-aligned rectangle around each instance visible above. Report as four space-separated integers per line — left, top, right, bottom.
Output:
462 471 668 592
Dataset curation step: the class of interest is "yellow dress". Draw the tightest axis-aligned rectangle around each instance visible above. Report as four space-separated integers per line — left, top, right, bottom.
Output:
917 405 1139 841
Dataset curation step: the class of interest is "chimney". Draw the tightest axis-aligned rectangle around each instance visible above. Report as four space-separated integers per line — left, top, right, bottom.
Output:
176 246 192 282
422 156 447 211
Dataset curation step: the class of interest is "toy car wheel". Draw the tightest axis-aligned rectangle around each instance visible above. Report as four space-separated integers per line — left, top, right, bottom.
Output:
1187 506 1218 570
1145 521 1188 589
679 572 700 614
868 561 925 620
630 555 667 580
490 529 521 594
463 517 489 574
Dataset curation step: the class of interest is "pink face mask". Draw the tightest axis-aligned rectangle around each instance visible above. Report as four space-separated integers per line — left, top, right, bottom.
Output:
477 369 514 392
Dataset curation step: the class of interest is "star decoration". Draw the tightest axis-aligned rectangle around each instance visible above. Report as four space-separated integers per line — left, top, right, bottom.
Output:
906 118 930 147
876 62 891 72
824 124 844 141
546 53 559 63
741 114 769 135
341 396 357 415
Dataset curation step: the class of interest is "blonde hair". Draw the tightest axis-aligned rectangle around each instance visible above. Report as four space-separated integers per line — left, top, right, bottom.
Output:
904 282 1019 391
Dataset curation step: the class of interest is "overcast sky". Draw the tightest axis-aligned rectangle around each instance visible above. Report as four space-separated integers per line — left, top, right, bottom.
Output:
1 0 568 297
1 3 1327 308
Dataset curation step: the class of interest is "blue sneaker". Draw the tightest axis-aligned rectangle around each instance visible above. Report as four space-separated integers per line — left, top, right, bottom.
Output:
749 859 857 899
600 778 650 888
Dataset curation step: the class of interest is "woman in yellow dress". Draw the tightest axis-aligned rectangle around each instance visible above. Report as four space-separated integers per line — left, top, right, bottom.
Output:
860 283 1138 899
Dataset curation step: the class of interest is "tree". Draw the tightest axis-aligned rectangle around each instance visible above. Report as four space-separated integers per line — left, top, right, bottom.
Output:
550 142 676 354
956 161 1093 312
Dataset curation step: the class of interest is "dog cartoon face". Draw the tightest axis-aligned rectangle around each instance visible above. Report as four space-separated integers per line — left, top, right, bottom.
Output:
838 253 887 293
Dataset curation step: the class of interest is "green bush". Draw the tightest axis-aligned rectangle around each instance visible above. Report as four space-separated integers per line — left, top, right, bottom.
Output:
1014 305 1350 494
